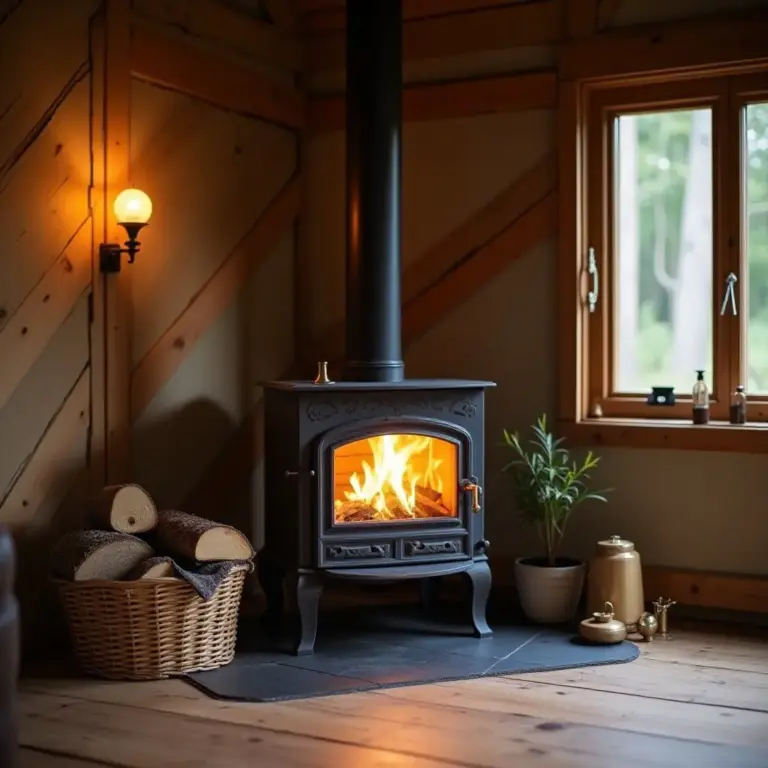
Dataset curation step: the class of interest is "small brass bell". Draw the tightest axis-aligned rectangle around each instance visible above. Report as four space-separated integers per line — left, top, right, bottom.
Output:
313 361 333 385
637 612 659 642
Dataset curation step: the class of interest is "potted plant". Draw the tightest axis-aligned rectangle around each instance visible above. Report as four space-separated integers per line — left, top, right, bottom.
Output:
502 415 609 624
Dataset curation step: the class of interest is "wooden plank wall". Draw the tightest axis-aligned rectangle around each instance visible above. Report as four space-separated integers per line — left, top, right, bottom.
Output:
0 0 301 650
0 0 100 648
126 1 300 541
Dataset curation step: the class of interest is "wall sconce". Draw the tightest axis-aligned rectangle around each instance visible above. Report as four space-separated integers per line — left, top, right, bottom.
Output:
99 188 153 273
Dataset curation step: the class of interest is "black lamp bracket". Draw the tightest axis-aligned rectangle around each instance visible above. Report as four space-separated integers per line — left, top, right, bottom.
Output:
99 222 146 273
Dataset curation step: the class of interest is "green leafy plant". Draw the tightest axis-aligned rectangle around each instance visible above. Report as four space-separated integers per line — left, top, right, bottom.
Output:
502 414 609 567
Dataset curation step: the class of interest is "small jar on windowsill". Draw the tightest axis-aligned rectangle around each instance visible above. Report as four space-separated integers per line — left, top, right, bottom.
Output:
730 385 747 425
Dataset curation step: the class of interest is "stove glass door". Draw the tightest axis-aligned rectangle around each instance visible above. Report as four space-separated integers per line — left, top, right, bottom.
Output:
332 433 458 525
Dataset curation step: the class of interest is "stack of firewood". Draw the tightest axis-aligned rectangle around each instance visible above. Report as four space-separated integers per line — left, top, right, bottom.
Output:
50 484 254 582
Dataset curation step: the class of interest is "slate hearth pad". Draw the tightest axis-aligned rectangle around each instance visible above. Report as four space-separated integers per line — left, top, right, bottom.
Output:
186 605 640 702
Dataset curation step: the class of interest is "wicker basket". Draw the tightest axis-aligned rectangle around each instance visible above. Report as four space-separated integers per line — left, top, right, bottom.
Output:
55 564 249 681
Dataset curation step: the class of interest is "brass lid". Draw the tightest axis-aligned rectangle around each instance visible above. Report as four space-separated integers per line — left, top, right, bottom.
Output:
592 601 615 623
596 535 635 555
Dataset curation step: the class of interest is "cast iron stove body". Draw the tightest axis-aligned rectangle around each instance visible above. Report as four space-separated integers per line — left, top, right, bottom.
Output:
258 0 495 655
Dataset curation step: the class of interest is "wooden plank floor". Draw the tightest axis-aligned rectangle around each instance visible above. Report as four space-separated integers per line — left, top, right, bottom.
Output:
18 622 768 767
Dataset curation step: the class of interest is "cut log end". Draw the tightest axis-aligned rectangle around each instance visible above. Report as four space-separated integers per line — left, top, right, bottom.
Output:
90 484 158 534
51 531 154 582
197 526 254 561
126 557 176 580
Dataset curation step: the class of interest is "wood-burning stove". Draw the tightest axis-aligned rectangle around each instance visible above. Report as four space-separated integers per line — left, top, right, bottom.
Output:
258 0 495 655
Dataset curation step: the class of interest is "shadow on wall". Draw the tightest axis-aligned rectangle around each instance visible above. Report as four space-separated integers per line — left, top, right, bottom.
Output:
16 399 261 660
131 398 257 539
13 459 92 662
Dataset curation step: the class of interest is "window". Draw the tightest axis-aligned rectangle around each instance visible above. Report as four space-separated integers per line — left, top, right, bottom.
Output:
561 69 768 450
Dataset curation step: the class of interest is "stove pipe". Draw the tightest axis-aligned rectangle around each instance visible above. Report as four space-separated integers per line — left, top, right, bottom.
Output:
343 0 404 383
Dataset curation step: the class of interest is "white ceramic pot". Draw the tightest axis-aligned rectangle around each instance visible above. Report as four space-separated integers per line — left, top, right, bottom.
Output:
514 557 586 624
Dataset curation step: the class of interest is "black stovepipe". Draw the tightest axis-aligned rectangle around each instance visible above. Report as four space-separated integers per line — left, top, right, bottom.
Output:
343 0 405 383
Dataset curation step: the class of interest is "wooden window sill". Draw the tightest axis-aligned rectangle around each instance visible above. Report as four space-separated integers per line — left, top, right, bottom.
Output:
558 417 768 454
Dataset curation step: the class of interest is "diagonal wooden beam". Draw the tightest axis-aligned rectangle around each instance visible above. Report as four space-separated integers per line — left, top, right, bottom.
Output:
0 366 90 528
0 219 90 415
130 101 203 191
131 26 305 130
307 1 559 73
308 154 556 364
261 0 300 32
131 174 301 420
132 0 301 71
303 0 542 34
309 72 557 134
403 191 557 344
191 160 558 509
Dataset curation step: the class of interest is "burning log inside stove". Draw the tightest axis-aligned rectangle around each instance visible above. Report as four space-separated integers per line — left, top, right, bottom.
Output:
333 434 458 524
335 484 453 523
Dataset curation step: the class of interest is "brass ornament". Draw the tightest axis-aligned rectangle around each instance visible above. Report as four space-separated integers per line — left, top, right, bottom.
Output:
313 361 333 385
637 612 659 642
652 597 676 640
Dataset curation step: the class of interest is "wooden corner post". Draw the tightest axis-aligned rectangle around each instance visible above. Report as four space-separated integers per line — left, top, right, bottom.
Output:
90 0 133 487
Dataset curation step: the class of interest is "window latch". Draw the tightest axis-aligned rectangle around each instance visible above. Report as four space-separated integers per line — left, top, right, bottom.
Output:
720 272 738 316
587 247 599 313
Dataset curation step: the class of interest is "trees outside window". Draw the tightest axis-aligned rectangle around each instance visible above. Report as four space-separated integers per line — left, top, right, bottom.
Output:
567 71 768 431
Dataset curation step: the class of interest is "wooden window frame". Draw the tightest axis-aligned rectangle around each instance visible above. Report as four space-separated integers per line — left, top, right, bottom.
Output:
558 49 768 453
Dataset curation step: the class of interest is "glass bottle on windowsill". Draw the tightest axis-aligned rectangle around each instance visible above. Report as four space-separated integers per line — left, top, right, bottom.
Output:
692 370 710 425
729 385 747 425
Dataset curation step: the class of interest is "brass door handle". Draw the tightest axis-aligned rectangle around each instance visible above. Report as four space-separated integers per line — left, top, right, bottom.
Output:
461 478 482 513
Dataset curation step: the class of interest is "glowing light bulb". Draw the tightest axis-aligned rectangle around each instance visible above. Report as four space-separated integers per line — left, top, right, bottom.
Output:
114 188 153 225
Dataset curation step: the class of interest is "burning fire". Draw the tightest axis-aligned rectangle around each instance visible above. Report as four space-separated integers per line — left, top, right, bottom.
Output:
334 434 454 523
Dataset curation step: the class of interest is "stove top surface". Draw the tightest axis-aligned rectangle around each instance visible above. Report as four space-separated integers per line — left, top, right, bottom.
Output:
262 379 496 392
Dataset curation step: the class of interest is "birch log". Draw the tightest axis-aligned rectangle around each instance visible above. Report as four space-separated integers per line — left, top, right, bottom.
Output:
89 484 158 534
51 531 154 581
155 510 254 562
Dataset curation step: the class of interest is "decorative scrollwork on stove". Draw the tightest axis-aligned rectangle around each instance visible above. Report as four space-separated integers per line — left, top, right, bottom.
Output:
306 402 339 422
335 397 461 418
340 397 398 416
309 396 477 421
326 543 391 560
414 398 449 413
405 539 462 557
451 399 477 419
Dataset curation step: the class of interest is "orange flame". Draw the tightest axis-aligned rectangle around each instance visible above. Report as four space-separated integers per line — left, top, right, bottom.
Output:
343 434 444 519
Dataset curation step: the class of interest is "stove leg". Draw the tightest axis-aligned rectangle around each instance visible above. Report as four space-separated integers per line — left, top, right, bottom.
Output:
292 569 324 656
257 554 285 629
464 559 492 638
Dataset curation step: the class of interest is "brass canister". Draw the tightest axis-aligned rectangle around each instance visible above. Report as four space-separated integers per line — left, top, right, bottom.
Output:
587 535 644 631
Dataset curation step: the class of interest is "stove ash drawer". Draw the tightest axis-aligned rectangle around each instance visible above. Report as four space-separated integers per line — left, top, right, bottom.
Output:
401 537 467 559
323 541 395 565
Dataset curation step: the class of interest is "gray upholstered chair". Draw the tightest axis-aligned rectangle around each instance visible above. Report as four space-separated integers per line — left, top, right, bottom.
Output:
0 527 19 768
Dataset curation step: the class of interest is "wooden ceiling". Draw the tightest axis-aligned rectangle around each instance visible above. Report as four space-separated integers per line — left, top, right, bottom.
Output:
214 0 269 20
